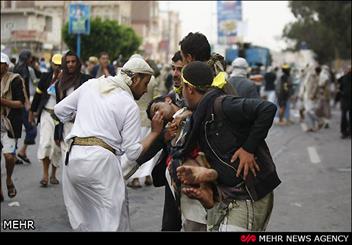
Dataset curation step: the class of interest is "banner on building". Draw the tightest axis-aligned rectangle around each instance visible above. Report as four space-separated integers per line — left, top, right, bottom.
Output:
69 3 91 35
217 0 242 45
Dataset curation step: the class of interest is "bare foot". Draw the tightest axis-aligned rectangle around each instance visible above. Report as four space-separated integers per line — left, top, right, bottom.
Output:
177 165 218 185
182 186 214 209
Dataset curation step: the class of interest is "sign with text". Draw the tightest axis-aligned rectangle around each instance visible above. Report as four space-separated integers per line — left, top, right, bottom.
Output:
68 3 91 35
217 0 242 45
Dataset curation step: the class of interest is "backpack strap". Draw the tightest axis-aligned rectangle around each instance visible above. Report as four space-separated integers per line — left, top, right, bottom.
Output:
213 95 227 121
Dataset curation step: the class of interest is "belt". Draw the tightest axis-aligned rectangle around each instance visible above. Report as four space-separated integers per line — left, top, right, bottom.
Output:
72 137 116 155
44 108 54 114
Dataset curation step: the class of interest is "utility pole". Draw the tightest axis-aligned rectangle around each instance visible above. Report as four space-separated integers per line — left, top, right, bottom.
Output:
60 1 67 53
167 1 171 63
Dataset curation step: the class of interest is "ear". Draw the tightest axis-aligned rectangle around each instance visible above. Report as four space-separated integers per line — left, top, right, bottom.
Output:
131 75 139 86
189 86 197 95
184 53 193 64
184 84 194 95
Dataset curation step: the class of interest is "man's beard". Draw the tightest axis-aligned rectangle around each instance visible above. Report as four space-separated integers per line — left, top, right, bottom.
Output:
173 78 181 87
132 90 142 100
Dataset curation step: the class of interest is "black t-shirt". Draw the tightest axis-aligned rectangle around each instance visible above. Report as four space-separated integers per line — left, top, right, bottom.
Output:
13 64 30 98
7 77 25 138
264 72 276 91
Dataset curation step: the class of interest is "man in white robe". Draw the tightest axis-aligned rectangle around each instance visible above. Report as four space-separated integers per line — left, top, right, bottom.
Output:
54 56 164 231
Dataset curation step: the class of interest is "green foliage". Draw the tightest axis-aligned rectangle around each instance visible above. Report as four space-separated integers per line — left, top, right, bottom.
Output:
283 1 351 64
62 17 142 62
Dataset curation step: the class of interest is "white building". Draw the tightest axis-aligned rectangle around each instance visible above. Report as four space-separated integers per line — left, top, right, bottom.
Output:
159 10 181 63
1 1 132 57
1 1 61 55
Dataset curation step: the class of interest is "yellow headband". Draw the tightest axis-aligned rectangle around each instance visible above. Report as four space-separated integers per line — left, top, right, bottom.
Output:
174 85 182 94
181 71 227 90
181 73 195 88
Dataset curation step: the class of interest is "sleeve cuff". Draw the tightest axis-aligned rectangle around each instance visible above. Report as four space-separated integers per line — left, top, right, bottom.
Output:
241 140 257 154
125 143 143 162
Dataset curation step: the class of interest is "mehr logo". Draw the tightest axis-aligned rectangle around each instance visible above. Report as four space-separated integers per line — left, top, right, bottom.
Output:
2 219 35 230
240 234 257 243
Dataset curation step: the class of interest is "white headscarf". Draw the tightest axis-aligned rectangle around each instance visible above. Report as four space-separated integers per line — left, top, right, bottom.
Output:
98 57 154 96
230 57 249 78
1 52 10 65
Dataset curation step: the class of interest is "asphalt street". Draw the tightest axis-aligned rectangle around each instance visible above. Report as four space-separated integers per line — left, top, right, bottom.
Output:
1 107 351 232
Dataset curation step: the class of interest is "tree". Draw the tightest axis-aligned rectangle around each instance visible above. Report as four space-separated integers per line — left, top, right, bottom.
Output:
282 1 351 64
63 17 142 62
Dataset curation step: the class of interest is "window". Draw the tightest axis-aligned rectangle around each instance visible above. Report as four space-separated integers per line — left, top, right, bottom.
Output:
4 1 12 8
45 16 52 32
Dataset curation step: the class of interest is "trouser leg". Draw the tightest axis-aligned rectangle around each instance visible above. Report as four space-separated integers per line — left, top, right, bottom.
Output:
161 184 182 231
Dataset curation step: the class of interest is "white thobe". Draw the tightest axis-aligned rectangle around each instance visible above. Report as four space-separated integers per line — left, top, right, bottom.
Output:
54 79 143 231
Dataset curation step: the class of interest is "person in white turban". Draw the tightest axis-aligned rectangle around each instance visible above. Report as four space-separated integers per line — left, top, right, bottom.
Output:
229 57 259 98
54 56 164 231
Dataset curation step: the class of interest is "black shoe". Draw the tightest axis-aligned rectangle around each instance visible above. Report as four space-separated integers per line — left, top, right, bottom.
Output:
15 159 24 165
17 153 31 164
341 134 349 139
144 176 153 186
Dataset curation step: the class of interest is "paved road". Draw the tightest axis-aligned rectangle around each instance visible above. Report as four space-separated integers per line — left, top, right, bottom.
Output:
1 107 350 232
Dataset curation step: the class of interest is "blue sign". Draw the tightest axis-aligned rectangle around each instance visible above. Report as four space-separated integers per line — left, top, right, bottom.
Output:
68 3 91 35
217 0 242 45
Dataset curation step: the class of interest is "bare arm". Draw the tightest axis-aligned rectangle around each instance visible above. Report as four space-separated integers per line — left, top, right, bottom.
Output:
0 98 24 109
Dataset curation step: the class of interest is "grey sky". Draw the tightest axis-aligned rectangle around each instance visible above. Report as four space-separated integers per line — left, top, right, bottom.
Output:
159 1 296 51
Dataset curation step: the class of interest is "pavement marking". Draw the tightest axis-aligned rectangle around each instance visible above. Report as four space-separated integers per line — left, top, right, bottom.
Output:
307 146 321 164
290 202 302 208
300 122 308 132
337 168 351 172
8 201 20 207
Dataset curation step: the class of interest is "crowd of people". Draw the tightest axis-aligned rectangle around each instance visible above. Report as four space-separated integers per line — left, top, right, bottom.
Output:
1 31 350 232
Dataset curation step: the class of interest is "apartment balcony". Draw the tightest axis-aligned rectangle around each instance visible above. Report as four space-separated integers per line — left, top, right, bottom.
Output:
10 30 47 43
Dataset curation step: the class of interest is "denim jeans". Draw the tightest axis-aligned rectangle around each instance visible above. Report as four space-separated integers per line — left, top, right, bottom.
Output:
22 108 37 145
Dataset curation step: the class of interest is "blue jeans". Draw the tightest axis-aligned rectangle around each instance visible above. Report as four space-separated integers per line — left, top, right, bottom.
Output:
285 100 291 120
22 108 37 145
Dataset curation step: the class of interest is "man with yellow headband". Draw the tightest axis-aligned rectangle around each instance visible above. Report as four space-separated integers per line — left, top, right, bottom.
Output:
179 32 237 95
177 61 280 231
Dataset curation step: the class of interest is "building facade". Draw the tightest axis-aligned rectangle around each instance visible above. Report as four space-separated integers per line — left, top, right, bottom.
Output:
1 1 132 58
159 10 181 63
1 1 61 56
130 1 181 63
131 1 161 61
1 1 181 64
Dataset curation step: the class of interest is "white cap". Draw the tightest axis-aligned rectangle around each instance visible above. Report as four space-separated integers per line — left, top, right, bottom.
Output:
130 53 144 60
122 56 154 75
1 52 10 66
231 57 249 70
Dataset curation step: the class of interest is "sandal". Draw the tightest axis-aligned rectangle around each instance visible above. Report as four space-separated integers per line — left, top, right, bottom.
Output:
7 182 17 198
17 153 31 164
127 178 142 189
40 179 48 187
50 177 59 185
